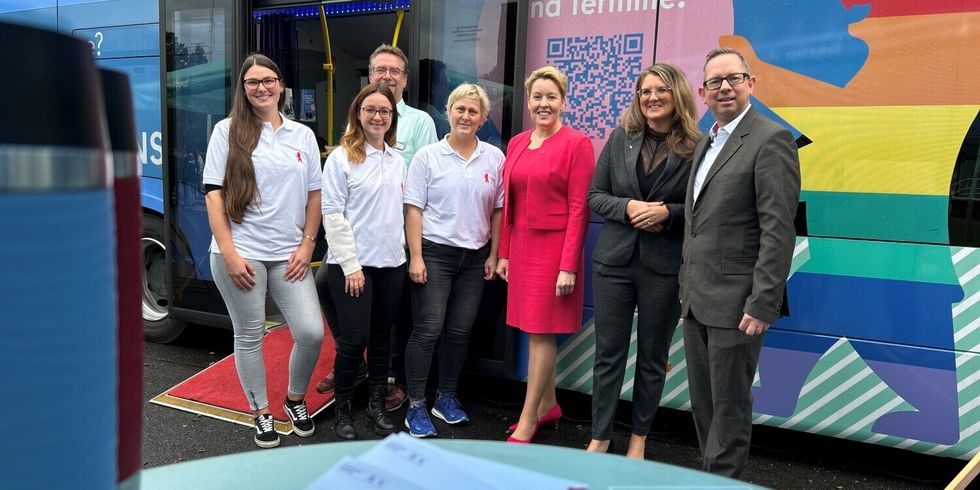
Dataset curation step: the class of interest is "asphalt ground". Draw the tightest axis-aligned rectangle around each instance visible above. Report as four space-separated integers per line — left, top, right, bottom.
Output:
143 325 965 489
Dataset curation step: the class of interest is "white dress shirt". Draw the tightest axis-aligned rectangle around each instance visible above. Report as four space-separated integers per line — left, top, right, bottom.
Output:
692 104 752 204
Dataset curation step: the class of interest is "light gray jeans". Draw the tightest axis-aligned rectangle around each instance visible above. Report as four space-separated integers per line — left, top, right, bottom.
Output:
210 253 324 411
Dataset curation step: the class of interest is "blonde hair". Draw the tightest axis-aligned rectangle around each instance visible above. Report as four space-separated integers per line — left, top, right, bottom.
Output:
621 63 702 160
445 83 491 119
524 66 567 99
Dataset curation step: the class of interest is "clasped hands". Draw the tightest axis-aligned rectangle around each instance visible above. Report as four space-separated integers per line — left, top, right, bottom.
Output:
627 200 668 233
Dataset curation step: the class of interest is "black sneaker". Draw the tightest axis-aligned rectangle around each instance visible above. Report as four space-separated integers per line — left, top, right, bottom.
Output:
253 414 280 448
284 398 315 437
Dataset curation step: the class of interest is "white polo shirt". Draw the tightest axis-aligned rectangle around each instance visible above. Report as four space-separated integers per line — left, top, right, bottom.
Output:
322 143 407 273
403 137 504 249
203 116 323 261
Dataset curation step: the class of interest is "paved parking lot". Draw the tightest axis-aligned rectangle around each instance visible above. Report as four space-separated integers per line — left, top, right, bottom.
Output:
142 325 964 489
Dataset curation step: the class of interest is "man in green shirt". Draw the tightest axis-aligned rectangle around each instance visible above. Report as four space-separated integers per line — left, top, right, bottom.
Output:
367 44 438 411
368 44 438 167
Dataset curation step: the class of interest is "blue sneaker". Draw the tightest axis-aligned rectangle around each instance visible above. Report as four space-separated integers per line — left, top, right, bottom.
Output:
405 402 437 438
432 392 470 424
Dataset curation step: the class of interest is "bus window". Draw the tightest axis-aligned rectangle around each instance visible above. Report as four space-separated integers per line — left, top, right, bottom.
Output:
163 0 238 327
949 111 980 247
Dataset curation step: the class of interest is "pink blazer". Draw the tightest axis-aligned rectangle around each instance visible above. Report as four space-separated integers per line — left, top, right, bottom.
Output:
499 126 595 272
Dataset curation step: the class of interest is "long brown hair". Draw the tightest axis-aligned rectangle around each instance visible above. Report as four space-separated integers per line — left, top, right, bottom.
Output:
339 83 398 163
223 54 285 223
621 63 701 160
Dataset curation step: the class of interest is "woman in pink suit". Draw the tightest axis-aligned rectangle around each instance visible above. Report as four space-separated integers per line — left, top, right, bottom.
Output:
496 66 595 443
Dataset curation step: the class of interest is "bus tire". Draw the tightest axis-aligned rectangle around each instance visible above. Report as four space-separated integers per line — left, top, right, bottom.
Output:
142 213 186 343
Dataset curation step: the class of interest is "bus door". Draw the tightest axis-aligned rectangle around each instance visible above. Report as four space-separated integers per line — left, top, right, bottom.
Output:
411 0 525 379
250 0 526 378
161 0 247 335
249 1 412 149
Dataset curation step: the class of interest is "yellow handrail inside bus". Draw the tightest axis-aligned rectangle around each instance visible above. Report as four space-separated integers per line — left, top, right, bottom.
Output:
319 6 335 149
392 10 405 47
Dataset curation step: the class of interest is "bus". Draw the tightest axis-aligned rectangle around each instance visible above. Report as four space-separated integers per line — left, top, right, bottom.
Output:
4 0 978 461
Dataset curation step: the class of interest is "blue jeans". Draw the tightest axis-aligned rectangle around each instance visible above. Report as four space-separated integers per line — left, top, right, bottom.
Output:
405 239 491 401
210 254 324 411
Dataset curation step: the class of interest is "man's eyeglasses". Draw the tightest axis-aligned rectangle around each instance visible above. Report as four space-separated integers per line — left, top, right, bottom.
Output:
243 77 280 90
361 107 393 119
370 66 405 77
637 87 672 98
702 73 750 90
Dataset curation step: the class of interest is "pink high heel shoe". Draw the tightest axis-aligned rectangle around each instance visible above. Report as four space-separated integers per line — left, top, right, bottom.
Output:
506 420 540 444
506 404 562 434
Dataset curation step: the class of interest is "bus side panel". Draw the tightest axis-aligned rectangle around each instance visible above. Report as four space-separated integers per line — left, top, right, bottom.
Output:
0 2 56 29
533 0 980 459
59 1 164 184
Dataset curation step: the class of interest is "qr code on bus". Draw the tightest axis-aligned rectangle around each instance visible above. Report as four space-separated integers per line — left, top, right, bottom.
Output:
545 33 644 140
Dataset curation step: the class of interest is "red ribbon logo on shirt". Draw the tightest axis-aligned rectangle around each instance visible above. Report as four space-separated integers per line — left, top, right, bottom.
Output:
296 151 302 163
484 172 489 183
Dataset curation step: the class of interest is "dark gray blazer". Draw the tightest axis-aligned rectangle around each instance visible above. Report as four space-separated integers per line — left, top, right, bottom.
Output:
679 106 801 328
588 127 692 274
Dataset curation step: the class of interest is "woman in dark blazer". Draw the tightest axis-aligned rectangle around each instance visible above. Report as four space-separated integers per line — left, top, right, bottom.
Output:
586 63 702 459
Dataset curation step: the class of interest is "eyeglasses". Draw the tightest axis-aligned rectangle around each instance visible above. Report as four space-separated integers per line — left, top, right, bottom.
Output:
702 73 750 90
243 77 280 90
361 107 393 119
637 87 672 98
369 66 405 77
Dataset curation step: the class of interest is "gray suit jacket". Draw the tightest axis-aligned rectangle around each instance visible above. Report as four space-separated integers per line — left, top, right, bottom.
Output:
588 127 691 274
679 106 801 327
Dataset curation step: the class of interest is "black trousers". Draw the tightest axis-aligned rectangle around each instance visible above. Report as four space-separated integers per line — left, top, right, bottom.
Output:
590 254 679 440
325 264 405 398
314 264 339 344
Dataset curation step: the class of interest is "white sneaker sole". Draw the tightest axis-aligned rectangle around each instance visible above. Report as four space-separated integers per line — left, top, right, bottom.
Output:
291 423 315 437
404 418 437 438
254 435 280 448
431 407 469 425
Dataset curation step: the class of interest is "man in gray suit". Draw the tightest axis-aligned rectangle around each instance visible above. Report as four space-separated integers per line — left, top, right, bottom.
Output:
679 47 801 479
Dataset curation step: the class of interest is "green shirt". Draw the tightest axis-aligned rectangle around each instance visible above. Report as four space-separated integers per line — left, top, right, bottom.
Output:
396 99 438 167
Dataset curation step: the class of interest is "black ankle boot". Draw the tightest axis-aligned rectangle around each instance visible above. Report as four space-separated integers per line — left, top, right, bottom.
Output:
366 384 395 435
334 397 357 440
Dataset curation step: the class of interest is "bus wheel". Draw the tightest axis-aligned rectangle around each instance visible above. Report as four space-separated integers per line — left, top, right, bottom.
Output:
142 213 186 343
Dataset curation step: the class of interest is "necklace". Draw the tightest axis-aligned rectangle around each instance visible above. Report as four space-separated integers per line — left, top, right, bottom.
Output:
530 125 561 149
532 125 560 140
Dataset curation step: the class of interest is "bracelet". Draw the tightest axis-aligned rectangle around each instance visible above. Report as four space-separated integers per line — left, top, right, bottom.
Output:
304 235 315 243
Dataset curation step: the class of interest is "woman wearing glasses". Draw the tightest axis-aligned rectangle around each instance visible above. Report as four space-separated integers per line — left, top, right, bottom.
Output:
496 66 595 444
586 63 701 458
401 83 505 437
203 54 324 449
321 83 406 440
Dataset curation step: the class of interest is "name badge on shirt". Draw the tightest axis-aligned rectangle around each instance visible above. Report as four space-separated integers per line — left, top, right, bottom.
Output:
394 142 406 151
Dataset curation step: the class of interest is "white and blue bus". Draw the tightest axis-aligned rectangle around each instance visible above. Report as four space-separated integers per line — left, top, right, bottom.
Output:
5 0 979 460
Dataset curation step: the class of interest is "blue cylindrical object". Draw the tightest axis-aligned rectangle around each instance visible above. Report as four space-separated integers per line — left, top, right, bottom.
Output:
0 21 117 489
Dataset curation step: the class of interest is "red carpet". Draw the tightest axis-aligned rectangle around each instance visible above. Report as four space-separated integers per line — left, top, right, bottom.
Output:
151 323 336 434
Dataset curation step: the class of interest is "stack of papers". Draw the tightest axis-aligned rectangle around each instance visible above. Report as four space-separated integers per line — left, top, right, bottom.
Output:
305 433 587 489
